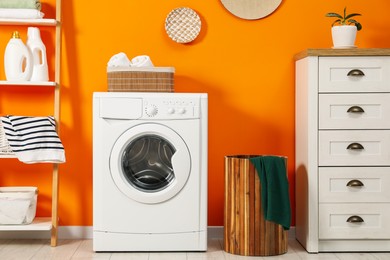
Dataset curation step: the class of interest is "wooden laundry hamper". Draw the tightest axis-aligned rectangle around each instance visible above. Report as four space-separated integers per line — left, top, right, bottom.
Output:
224 155 288 256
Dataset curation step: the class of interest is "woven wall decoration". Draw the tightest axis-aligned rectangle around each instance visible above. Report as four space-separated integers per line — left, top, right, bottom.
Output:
221 0 282 20
165 7 201 44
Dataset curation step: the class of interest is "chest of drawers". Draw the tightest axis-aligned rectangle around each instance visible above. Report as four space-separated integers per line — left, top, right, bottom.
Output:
295 49 390 252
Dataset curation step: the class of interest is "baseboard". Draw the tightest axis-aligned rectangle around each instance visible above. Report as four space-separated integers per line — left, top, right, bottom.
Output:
0 226 94 240
0 226 295 240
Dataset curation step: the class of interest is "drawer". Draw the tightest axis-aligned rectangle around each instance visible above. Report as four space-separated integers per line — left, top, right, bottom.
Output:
319 167 390 203
319 130 390 166
319 93 390 129
319 203 390 239
319 56 390 93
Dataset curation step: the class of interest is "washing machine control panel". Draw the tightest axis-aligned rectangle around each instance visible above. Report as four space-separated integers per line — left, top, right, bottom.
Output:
143 97 200 119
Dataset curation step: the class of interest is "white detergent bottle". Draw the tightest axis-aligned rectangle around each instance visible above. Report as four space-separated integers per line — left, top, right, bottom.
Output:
4 31 33 81
27 27 48 82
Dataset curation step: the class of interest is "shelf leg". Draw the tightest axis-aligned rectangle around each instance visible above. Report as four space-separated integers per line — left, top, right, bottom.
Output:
51 163 59 247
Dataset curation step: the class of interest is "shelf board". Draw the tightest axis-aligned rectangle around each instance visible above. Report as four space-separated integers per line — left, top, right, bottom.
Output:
0 18 57 26
0 81 56 86
0 153 16 159
0 217 52 231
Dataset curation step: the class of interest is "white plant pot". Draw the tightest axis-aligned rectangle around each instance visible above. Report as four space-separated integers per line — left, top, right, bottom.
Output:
331 25 357 48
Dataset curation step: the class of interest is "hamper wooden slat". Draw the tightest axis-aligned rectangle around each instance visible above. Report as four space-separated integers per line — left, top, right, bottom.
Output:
224 155 288 256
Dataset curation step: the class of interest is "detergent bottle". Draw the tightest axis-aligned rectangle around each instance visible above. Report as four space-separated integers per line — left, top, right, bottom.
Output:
4 31 33 81
27 27 48 81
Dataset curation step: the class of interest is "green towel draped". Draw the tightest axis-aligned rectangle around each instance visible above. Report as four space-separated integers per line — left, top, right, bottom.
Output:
249 156 291 230
0 0 41 10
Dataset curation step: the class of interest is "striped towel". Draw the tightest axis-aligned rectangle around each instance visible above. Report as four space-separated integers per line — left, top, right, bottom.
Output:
0 116 65 164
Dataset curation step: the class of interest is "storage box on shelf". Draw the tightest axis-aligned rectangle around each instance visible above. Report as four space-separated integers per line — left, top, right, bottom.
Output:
0 187 38 225
295 48 390 253
0 0 62 247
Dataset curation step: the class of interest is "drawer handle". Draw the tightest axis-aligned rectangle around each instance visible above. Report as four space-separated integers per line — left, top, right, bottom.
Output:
347 215 364 223
347 69 365 77
347 143 364 150
347 106 365 113
346 179 364 187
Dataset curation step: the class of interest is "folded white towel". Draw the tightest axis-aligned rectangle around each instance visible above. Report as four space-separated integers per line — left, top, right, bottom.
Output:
0 8 44 19
107 52 132 67
107 53 154 68
131 55 154 67
0 116 65 164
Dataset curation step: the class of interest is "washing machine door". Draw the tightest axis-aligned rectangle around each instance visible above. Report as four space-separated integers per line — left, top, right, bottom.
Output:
110 123 191 204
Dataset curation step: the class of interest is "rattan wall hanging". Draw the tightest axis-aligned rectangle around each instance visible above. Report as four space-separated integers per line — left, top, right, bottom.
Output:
221 0 282 20
165 7 201 44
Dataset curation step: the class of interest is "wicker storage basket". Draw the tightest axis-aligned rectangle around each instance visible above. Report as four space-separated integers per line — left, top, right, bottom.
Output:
0 120 13 155
107 67 175 92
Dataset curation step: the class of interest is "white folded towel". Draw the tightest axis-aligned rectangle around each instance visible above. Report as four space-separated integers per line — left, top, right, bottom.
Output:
107 53 154 68
0 8 44 19
107 52 132 67
0 116 65 164
131 55 154 67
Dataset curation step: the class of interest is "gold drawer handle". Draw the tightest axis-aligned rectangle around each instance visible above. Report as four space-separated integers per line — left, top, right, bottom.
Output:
347 69 365 77
347 215 364 223
347 106 365 113
347 143 364 150
346 179 364 187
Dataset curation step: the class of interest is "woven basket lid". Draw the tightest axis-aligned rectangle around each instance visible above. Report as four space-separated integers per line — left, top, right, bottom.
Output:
165 7 201 44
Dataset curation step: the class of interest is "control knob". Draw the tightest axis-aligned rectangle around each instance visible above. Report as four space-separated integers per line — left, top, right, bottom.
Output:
145 105 158 117
177 108 186 114
167 107 175 114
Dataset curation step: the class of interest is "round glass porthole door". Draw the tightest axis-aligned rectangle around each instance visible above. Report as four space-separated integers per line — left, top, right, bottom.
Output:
122 134 175 192
110 123 191 204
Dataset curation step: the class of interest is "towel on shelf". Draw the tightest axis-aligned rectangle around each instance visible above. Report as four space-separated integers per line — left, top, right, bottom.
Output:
0 115 65 164
249 156 291 230
0 0 41 10
0 8 44 19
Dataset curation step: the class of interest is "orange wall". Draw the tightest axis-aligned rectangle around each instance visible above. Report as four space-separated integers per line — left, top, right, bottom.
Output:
1 0 390 226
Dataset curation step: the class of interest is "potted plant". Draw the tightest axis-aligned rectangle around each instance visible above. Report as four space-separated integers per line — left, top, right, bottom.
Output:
325 7 362 48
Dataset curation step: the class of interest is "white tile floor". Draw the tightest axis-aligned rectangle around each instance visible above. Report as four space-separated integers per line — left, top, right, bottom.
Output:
1 238 390 259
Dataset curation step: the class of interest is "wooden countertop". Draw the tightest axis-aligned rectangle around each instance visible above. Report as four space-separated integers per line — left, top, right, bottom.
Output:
295 48 390 60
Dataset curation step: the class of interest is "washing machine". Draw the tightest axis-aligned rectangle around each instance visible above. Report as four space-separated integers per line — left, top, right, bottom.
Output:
92 92 208 252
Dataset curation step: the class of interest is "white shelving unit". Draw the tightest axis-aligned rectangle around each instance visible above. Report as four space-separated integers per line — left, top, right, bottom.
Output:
0 218 52 231
0 0 62 247
0 18 56 26
0 80 57 86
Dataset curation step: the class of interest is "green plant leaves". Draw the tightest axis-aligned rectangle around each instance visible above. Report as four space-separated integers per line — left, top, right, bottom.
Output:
325 13 343 19
348 19 363 31
325 7 362 31
345 13 361 20
331 19 342 27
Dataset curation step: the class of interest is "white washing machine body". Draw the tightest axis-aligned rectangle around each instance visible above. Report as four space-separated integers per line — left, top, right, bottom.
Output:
93 92 208 252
